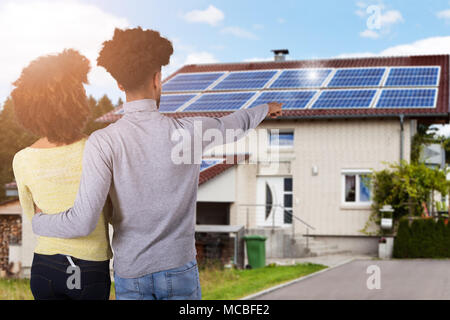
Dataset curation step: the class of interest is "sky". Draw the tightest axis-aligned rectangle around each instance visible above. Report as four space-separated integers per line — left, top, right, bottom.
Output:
1 0 450 132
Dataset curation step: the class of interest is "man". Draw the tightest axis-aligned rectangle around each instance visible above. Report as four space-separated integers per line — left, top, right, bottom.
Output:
32 27 283 300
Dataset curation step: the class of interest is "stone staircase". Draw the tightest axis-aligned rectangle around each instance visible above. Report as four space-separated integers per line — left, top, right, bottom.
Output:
247 228 352 259
293 236 352 257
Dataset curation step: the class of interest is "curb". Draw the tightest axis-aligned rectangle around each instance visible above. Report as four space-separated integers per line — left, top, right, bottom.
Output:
240 258 356 300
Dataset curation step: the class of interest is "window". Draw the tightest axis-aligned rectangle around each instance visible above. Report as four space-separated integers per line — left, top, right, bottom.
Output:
265 183 273 220
342 171 372 205
269 130 294 147
283 178 293 224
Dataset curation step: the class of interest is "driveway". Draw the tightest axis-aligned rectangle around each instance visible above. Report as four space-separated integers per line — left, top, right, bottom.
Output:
252 260 450 300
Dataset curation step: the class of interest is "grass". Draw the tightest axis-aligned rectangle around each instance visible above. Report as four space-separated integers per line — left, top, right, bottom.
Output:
199 263 326 300
0 263 325 300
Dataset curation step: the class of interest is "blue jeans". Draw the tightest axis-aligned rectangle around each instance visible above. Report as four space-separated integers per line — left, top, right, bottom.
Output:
30 254 111 300
114 259 202 300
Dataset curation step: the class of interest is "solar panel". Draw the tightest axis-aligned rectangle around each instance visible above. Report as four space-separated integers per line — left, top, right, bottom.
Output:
210 71 278 90
183 92 257 112
269 69 332 89
162 72 225 92
311 90 377 109
248 91 317 110
385 67 440 87
376 89 437 109
159 94 197 112
327 68 386 88
200 159 225 172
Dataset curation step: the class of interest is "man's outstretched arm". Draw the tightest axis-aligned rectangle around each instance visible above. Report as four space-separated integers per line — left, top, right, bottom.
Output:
178 102 283 152
32 133 112 238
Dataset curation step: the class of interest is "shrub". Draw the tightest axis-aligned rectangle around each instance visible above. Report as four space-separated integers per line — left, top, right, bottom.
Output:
394 218 450 258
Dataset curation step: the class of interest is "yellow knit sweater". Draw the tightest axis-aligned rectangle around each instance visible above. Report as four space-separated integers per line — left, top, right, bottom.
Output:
13 138 112 261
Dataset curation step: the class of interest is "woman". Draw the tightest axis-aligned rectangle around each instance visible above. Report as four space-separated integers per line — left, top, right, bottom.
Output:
11 49 113 300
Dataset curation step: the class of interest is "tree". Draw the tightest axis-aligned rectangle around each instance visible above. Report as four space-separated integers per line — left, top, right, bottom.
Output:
0 95 116 201
0 99 36 202
410 124 439 164
83 95 114 135
362 161 450 235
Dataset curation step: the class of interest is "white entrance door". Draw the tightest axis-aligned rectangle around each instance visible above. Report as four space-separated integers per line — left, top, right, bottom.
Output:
256 177 293 228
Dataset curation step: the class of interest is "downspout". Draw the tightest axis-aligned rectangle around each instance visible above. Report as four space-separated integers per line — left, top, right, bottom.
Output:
399 114 405 163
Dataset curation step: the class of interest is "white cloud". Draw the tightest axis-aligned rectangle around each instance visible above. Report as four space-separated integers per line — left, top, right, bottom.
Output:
221 26 258 40
277 18 286 24
0 0 129 103
183 5 224 27
184 52 218 65
437 9 450 20
243 57 273 63
252 24 264 30
379 9 403 26
337 35 450 59
356 2 404 39
360 29 380 39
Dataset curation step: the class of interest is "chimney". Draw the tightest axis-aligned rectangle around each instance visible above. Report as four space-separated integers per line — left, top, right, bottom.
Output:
272 49 289 62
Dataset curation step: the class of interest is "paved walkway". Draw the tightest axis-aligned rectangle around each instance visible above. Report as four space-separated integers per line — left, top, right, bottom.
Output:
267 254 372 268
253 259 450 300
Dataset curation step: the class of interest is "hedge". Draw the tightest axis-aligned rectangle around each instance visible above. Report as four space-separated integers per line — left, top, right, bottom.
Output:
394 219 450 258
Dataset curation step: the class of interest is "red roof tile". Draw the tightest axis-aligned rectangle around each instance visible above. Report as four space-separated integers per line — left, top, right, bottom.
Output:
199 155 248 185
96 55 448 124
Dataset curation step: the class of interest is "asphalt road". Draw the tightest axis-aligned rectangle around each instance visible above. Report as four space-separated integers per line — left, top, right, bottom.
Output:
253 260 450 300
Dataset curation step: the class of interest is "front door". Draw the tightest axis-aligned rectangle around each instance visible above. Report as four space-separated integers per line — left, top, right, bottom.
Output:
256 177 293 228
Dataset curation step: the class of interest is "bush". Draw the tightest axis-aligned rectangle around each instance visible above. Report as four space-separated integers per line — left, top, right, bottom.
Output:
394 218 450 259
362 161 450 235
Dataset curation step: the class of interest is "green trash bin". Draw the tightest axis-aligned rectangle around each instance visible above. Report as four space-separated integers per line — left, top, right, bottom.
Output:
244 235 267 269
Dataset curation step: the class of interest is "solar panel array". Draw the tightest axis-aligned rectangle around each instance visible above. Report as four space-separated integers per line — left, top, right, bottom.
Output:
327 68 385 88
312 90 377 109
376 89 437 109
211 71 277 91
200 159 225 172
248 91 317 110
183 92 257 112
156 65 441 113
159 94 198 112
269 69 332 89
162 72 224 92
385 67 440 87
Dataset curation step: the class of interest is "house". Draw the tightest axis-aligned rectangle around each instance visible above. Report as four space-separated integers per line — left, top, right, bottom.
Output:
98 53 449 258
4 53 449 276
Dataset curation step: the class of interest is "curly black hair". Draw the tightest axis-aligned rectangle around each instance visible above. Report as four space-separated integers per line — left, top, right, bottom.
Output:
11 49 91 144
97 27 174 91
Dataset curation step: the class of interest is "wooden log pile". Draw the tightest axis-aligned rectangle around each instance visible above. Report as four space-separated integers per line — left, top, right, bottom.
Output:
0 215 22 275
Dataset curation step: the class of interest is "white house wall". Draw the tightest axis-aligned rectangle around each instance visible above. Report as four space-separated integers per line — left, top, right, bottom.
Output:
227 118 413 236
197 167 236 203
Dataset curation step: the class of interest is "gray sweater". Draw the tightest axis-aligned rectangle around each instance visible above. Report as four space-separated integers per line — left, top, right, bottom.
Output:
32 99 269 278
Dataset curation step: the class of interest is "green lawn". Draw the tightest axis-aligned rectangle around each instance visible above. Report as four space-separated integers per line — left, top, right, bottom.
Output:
0 263 325 300
199 263 326 300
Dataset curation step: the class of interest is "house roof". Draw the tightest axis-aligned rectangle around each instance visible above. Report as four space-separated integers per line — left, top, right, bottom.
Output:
97 54 449 124
199 157 243 185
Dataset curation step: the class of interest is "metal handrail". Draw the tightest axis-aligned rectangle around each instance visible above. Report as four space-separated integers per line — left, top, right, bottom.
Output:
238 204 315 231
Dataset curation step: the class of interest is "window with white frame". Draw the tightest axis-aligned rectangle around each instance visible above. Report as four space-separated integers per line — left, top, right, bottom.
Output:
283 178 293 224
342 170 372 205
268 129 294 148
